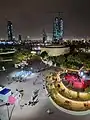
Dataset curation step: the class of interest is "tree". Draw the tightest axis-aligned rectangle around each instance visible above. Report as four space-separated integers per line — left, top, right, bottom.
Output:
47 56 52 61
74 55 81 63
69 44 76 54
59 55 66 64
56 62 60 67
40 51 48 58
67 55 75 63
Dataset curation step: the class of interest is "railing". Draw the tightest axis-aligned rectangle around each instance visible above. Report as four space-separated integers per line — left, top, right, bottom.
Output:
0 50 16 55
0 49 16 55
0 59 13 62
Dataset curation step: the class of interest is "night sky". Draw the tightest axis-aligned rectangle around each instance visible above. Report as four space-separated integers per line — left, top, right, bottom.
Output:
0 0 90 39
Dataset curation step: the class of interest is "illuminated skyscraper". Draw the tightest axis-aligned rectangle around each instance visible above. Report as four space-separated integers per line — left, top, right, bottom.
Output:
53 13 63 43
53 17 60 43
59 17 63 41
7 21 13 41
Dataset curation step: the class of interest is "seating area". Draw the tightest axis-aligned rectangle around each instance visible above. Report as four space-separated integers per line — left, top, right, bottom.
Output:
12 70 33 81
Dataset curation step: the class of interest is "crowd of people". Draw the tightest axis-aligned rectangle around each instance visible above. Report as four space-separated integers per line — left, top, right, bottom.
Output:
18 71 53 115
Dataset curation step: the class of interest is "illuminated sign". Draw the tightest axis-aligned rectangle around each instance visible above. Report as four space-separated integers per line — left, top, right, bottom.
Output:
0 41 13 45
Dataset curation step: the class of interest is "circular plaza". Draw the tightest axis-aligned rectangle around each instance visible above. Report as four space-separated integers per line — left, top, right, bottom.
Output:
46 67 90 113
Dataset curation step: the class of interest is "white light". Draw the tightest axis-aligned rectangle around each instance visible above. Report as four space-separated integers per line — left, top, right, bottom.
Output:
38 46 40 50
13 36 15 39
31 51 36 54
79 72 84 77
27 36 30 39
82 75 86 79
0 38 3 40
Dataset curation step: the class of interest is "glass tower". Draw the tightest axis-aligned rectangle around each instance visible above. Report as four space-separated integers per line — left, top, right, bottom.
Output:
53 14 63 43
7 21 13 41
59 18 63 40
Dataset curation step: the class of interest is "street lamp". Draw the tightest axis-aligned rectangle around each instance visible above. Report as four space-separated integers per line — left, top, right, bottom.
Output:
6 103 15 120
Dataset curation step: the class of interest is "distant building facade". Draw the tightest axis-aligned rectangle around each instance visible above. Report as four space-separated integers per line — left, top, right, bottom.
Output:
53 13 63 43
18 35 22 42
7 21 13 41
42 29 47 43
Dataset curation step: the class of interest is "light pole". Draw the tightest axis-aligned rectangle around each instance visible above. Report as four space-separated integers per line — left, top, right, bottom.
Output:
6 103 15 120
7 104 10 120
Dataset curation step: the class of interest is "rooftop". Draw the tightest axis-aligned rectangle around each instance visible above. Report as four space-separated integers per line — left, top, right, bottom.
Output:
0 88 11 95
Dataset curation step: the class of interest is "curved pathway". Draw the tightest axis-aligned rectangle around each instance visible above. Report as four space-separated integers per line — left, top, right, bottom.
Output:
49 96 90 116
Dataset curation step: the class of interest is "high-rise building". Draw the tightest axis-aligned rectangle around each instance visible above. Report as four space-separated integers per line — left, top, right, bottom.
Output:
53 13 63 43
42 29 47 43
18 35 22 41
59 18 63 41
53 17 60 43
7 21 13 41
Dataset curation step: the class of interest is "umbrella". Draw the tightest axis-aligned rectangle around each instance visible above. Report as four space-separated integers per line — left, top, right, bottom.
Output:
8 96 16 105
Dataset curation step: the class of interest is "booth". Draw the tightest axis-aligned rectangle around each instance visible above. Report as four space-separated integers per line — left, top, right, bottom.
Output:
0 88 11 102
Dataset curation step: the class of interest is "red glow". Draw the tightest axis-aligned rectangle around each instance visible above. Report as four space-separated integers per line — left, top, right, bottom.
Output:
64 73 90 89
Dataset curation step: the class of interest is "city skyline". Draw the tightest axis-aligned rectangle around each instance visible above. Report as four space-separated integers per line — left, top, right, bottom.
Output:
0 0 90 39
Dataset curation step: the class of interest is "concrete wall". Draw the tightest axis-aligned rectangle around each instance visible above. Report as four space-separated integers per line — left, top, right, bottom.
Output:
41 47 70 56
